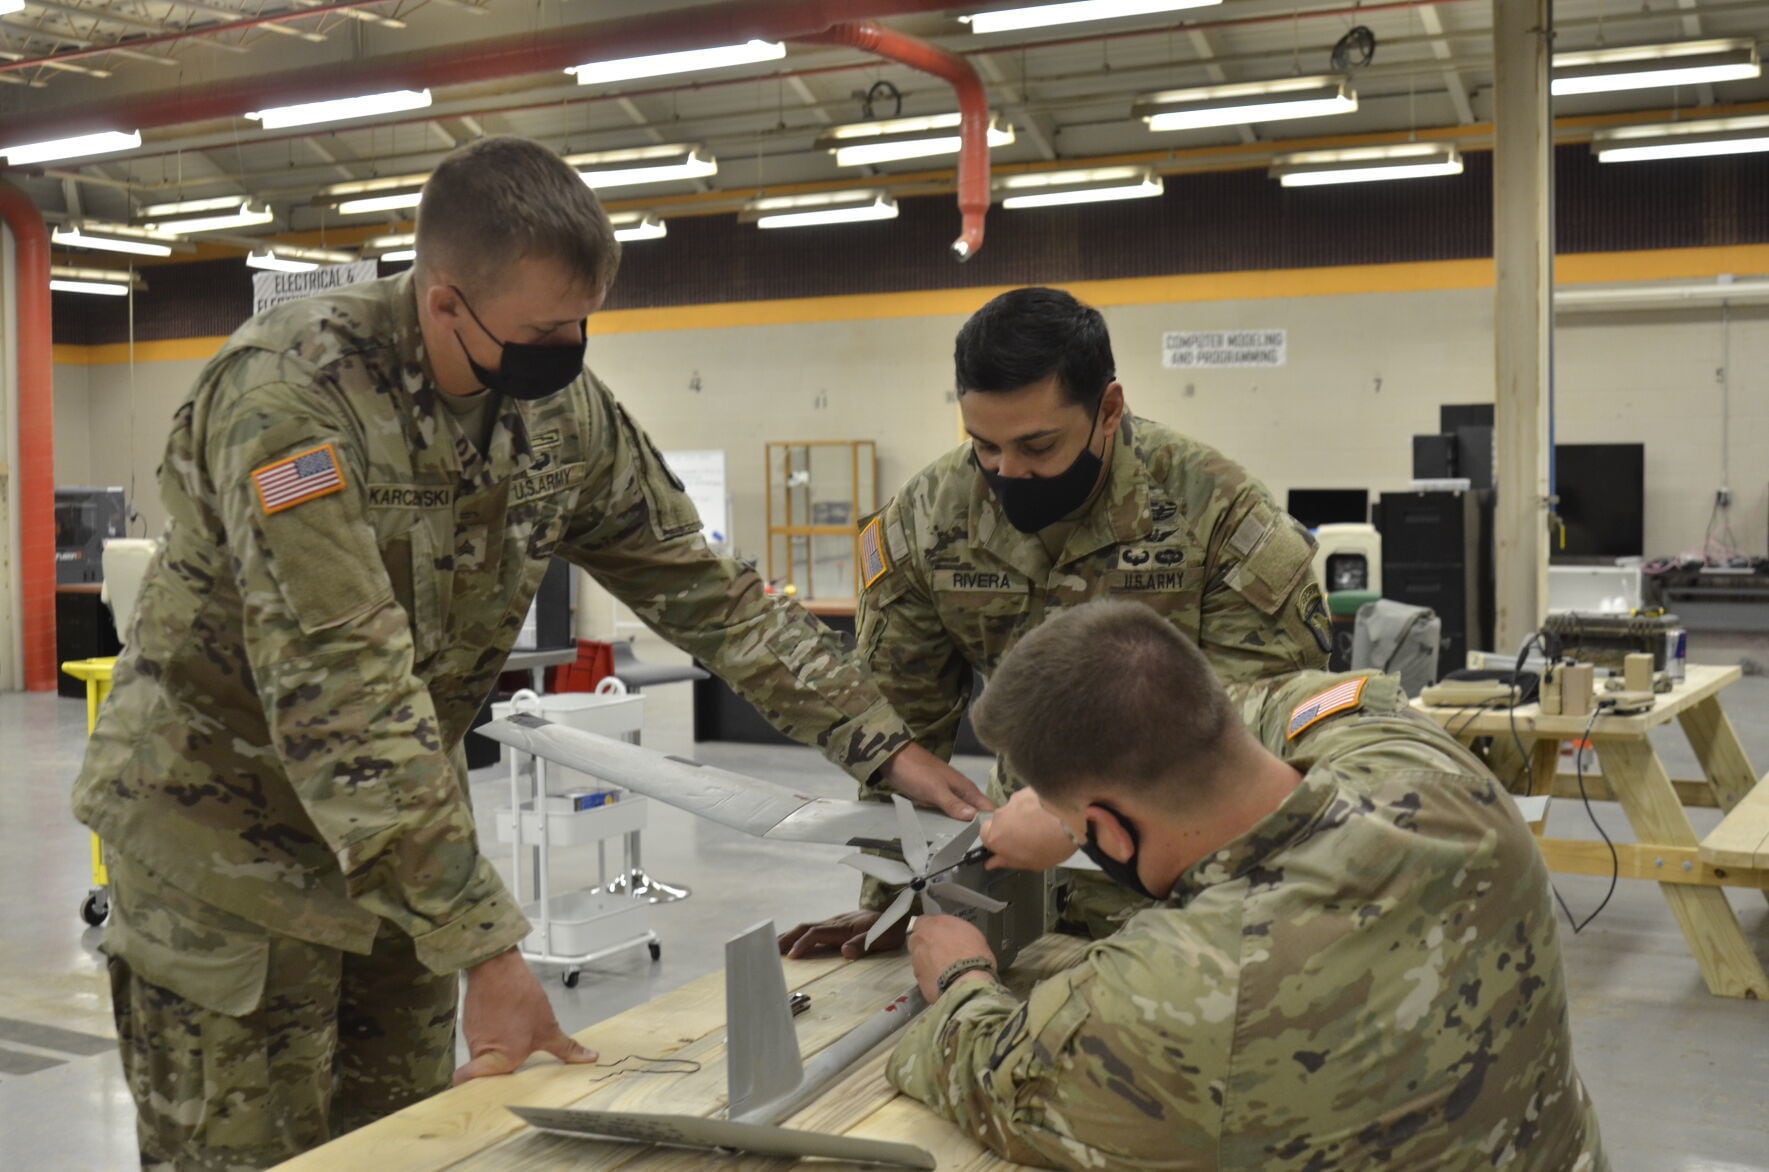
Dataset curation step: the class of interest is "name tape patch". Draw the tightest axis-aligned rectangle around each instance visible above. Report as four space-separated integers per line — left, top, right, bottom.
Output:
860 517 889 590
1286 676 1369 741
253 443 345 515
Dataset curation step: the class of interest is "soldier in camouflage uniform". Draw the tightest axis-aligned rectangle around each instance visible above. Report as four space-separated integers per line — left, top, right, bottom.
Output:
782 287 1329 959
889 600 1607 1171
72 136 984 1171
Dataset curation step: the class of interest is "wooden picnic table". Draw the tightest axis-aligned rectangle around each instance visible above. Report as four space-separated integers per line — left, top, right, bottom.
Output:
1414 662 1769 1000
276 934 1093 1170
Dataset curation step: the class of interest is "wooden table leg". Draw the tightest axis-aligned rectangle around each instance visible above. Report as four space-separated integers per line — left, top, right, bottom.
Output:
1597 739 1769 1000
1525 739 1560 837
1677 695 1769 907
1679 696 1761 813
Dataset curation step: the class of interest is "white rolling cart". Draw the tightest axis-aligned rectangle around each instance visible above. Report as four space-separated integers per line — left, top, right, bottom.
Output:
493 684 662 988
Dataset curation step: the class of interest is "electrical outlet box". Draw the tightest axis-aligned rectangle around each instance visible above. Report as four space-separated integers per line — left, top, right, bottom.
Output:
1716 487 1732 508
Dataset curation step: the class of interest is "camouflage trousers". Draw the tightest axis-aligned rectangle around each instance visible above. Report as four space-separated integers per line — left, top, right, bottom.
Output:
103 856 458 1170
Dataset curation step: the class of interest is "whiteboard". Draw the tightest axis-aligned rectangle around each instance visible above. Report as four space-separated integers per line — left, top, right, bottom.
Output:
662 449 729 549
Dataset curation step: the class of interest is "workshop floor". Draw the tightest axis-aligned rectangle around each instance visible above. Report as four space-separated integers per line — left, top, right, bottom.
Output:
2 634 1767 1171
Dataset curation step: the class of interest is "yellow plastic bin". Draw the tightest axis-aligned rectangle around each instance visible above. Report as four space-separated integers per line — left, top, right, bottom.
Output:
60 657 116 926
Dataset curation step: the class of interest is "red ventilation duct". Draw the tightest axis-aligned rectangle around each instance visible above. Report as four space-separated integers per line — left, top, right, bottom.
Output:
799 21 989 261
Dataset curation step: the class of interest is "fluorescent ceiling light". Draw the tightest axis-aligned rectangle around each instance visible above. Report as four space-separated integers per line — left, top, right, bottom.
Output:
138 194 257 219
51 279 131 297
246 244 354 272
379 248 416 263
963 0 1220 34
818 113 1015 167
51 224 177 257
1553 39 1760 96
1272 143 1464 186
141 200 274 234
998 165 1164 207
742 190 899 229
337 191 422 215
245 89 432 130
568 40 785 85
52 264 142 288
1 128 140 166
0 0 23 14
609 211 667 242
1136 76 1356 131
566 144 718 189
319 172 428 198
1593 114 1769 162
247 250 318 273
363 231 415 256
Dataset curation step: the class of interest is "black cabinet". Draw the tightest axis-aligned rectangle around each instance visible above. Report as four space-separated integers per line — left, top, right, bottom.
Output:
55 589 122 699
1377 490 1494 680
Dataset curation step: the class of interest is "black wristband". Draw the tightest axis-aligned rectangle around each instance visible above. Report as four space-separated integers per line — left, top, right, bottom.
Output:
936 956 997 995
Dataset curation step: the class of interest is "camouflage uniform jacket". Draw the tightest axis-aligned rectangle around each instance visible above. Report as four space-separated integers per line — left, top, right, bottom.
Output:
887 671 1608 1171
72 272 911 978
856 417 1330 915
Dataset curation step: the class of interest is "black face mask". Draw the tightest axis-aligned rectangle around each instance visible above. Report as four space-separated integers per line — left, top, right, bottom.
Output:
451 285 586 401
1081 803 1165 902
975 401 1106 534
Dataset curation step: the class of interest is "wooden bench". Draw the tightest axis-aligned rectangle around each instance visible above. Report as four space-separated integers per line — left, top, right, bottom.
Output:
1702 770 1769 871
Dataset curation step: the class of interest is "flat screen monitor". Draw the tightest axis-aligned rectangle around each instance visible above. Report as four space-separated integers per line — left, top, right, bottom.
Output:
1287 489 1369 529
1554 444 1644 560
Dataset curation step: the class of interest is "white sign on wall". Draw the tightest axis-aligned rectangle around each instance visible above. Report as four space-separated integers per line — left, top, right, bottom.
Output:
251 260 379 315
661 449 730 549
1162 329 1287 369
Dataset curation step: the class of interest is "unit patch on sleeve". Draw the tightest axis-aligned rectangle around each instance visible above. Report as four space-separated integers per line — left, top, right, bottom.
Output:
252 443 345 515
1286 676 1369 740
860 515 890 590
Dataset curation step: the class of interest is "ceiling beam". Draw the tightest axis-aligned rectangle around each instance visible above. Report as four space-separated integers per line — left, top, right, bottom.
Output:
1186 26 1257 145
1419 5 1476 125
976 54 1058 160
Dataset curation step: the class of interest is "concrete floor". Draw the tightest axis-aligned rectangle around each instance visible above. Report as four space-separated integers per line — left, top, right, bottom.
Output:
2 634 1766 1171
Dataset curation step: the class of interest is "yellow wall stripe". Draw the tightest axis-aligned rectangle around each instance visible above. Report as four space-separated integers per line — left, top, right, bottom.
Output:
54 243 1769 366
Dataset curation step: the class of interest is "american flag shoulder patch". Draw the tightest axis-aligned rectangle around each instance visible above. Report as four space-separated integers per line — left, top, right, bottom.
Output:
859 515 890 590
1287 676 1369 740
252 442 346 515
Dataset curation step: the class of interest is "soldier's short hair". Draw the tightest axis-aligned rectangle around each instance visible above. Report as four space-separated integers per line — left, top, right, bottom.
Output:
954 287 1116 408
971 599 1239 806
414 135 621 298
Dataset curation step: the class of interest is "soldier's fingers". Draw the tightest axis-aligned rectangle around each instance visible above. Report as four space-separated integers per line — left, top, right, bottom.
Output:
777 923 813 954
452 1049 521 1086
544 1032 599 1066
935 779 994 821
787 928 846 959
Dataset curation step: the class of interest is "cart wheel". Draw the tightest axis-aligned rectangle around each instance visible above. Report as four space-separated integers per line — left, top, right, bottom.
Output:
81 892 109 927
648 941 662 962
562 969 581 989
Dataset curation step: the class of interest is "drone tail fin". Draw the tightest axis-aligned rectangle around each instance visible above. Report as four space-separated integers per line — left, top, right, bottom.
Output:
724 921 806 1119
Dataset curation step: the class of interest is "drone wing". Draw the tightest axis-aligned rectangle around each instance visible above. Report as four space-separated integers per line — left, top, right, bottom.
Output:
478 713 971 850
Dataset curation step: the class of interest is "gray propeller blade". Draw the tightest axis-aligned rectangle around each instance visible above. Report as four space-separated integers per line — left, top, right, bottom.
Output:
925 819 982 875
839 852 916 888
926 879 1006 913
891 795 929 874
918 889 942 916
867 887 917 950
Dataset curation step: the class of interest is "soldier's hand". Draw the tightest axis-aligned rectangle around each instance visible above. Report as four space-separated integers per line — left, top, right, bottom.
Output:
879 743 994 821
906 915 995 1003
453 949 598 1085
980 788 1078 872
778 909 906 960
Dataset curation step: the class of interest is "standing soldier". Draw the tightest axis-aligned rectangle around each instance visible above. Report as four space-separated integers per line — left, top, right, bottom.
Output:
72 135 986 1171
782 287 1331 959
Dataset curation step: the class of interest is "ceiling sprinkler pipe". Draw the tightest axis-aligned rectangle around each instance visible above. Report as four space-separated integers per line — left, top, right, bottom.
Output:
799 21 989 261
